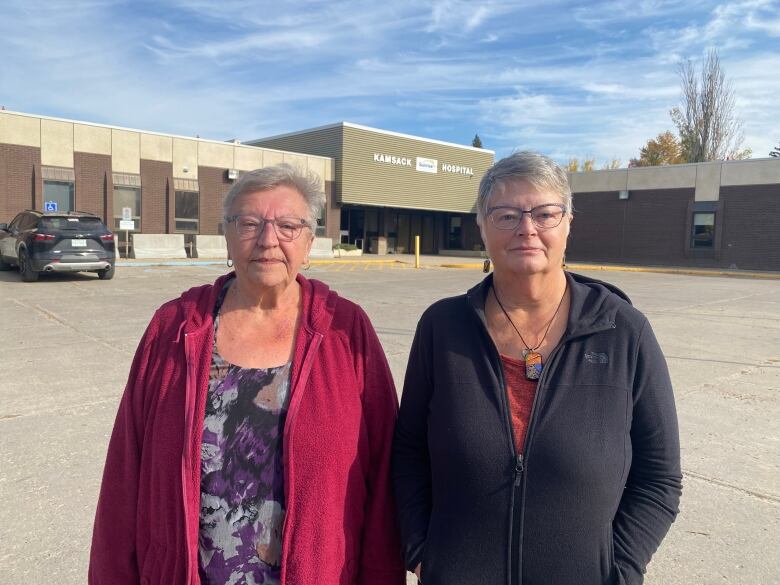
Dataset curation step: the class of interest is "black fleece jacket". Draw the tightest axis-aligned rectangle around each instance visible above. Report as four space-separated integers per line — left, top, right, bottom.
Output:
392 272 682 585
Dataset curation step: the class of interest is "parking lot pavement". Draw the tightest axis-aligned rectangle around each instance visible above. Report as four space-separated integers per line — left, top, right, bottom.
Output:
1 265 778 585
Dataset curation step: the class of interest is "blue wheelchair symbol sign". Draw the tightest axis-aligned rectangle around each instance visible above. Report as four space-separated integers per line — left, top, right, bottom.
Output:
44 201 58 212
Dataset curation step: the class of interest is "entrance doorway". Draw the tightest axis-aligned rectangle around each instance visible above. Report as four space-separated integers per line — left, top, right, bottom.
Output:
340 208 365 248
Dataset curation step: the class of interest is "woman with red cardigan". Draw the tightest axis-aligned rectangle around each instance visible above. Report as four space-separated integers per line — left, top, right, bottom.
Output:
90 165 404 585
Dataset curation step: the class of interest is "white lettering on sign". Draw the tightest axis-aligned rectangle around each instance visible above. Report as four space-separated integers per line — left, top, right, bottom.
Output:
441 163 474 176
373 153 413 167
416 157 438 173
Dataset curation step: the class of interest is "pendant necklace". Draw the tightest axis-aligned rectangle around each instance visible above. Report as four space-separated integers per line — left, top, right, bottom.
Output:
492 281 568 381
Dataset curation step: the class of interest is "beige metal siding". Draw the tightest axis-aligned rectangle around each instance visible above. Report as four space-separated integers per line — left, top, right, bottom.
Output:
340 126 493 213
249 127 344 198
250 126 344 160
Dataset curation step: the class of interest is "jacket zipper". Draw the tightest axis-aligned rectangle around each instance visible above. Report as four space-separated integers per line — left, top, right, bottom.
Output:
473 301 521 585
514 454 524 485
470 274 619 585
512 341 566 585
471 283 569 585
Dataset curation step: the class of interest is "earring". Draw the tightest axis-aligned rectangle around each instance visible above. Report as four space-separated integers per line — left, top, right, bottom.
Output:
483 258 491 273
227 258 234 268
302 259 311 271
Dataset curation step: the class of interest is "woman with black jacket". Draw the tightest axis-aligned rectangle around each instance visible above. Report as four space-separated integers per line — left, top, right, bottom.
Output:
392 151 682 585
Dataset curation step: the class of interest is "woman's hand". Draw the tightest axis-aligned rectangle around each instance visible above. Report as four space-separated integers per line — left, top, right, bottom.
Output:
415 563 422 581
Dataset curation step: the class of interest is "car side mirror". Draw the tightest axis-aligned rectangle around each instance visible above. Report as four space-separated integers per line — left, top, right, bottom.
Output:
0 223 8 231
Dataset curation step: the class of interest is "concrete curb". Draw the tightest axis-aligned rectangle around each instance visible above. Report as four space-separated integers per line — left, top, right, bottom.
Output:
564 263 780 280
116 259 226 267
114 257 780 279
440 261 780 279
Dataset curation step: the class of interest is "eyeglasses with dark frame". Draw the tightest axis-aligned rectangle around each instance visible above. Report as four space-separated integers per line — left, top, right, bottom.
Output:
486 204 568 230
224 214 311 242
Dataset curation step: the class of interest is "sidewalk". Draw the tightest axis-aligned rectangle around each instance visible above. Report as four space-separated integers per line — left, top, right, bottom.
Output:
115 253 780 279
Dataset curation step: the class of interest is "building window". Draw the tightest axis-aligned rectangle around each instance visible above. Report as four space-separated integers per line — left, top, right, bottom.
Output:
113 186 141 231
175 190 199 232
43 180 74 212
691 212 715 248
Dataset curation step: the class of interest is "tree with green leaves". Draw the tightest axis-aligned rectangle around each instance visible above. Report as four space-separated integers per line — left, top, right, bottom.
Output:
472 134 483 148
670 49 748 162
770 143 780 157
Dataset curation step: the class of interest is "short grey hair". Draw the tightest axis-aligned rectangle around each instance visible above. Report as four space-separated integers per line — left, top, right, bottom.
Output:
223 163 326 229
476 151 573 225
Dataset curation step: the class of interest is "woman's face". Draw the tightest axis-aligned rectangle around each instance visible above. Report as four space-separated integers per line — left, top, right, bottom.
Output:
225 185 314 291
480 178 571 277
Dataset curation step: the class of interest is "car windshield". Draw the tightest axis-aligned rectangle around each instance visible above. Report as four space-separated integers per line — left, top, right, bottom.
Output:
40 217 104 230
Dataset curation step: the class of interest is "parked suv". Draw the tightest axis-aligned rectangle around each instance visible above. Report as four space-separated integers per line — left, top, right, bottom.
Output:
0 210 116 281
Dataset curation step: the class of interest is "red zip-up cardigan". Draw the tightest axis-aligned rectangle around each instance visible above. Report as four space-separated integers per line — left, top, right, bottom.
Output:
89 273 405 585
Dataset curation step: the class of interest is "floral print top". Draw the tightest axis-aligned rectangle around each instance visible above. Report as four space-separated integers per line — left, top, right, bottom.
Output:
198 280 291 585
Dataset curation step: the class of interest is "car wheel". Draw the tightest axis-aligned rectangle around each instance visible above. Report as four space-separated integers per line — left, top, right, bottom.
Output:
97 265 115 280
19 249 39 282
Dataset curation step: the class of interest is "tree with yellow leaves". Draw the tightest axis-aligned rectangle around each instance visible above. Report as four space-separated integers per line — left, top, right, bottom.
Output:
629 131 685 167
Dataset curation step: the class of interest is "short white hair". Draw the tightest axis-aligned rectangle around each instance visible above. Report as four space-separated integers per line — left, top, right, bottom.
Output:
223 163 325 229
476 151 573 225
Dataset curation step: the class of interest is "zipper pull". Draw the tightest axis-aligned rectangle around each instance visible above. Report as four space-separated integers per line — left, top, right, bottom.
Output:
514 454 524 486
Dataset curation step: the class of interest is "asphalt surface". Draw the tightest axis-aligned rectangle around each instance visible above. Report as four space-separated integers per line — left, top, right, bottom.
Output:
0 261 778 584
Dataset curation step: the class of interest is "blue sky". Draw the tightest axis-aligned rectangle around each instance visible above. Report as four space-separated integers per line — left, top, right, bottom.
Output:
1 0 778 165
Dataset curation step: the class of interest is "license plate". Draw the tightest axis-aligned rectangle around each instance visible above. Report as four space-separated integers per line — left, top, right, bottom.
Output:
71 239 87 247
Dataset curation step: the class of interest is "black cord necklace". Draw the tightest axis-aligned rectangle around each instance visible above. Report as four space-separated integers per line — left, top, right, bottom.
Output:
492 281 568 380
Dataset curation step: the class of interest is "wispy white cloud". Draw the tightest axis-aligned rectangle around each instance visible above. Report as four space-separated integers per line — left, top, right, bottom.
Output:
427 1 485 33
0 0 777 165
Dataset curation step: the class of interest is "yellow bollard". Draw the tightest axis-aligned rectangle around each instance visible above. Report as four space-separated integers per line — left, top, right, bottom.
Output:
415 235 420 269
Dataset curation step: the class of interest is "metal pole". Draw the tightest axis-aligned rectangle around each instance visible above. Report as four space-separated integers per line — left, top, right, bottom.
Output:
415 235 420 268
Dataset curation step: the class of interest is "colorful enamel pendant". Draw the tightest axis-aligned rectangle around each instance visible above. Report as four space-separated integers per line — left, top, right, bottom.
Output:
525 351 543 380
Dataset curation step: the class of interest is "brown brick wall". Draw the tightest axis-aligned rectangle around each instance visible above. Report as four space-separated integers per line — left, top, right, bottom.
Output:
567 192 626 262
0 144 41 223
720 184 780 271
74 152 111 220
199 166 231 235
140 159 172 233
622 189 692 264
567 188 694 266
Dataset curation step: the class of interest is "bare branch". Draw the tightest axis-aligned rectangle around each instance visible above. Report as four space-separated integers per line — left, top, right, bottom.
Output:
671 49 745 162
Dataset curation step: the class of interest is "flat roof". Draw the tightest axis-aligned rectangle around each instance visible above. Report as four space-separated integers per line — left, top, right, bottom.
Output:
0 109 332 162
247 121 495 154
